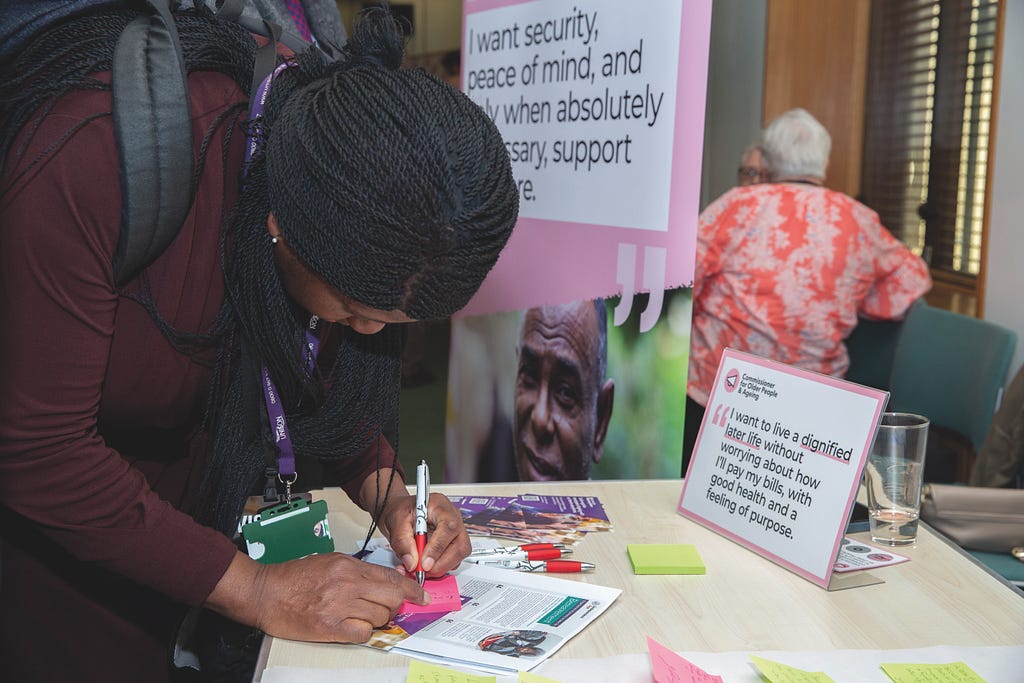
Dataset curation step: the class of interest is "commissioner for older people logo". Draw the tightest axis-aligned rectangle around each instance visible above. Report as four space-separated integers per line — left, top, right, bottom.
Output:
724 368 739 393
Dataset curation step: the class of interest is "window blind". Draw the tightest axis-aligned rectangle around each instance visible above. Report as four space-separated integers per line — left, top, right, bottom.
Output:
861 0 999 277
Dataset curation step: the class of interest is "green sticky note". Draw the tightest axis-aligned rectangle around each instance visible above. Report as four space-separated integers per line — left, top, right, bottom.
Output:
519 672 563 683
881 661 986 683
406 659 496 683
627 543 705 575
749 655 836 683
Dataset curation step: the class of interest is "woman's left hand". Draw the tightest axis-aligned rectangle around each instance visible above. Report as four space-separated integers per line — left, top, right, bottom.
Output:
380 492 472 578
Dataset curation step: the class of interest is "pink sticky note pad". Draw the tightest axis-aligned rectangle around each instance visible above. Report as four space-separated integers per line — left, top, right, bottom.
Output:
647 637 724 683
399 573 462 615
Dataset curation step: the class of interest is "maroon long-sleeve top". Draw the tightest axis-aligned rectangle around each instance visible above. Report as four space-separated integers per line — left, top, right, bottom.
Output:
0 67 393 681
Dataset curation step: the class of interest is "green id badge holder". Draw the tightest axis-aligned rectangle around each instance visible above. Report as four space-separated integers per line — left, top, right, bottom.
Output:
241 498 334 564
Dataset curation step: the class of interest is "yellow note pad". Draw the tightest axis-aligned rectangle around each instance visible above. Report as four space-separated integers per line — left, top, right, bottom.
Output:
881 661 986 683
406 659 496 683
749 655 836 683
627 544 705 575
519 672 563 683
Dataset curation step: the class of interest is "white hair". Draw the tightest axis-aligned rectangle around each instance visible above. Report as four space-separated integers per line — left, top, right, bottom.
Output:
762 108 831 181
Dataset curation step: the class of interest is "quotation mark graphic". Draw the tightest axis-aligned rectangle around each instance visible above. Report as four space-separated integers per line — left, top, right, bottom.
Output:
614 242 667 332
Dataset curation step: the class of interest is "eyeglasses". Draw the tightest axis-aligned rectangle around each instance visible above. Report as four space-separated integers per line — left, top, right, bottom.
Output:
737 167 765 185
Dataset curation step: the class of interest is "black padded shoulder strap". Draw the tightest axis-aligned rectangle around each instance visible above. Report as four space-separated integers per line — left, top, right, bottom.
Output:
111 0 193 286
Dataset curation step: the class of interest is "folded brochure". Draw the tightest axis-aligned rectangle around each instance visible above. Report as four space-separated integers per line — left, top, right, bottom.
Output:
447 494 612 545
365 562 620 675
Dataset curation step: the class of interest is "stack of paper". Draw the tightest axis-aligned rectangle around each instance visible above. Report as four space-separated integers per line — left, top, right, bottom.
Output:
448 494 612 545
367 563 621 676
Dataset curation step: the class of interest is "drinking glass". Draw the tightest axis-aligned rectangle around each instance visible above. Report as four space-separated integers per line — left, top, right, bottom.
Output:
863 412 929 546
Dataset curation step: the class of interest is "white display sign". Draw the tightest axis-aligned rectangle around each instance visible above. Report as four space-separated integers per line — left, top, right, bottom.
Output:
464 1 680 231
677 349 889 590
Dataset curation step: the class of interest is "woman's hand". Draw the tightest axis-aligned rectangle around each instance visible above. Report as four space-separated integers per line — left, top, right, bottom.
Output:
206 551 429 644
379 492 472 578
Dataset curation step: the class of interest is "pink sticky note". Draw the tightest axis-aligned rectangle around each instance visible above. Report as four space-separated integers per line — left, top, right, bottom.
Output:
399 573 462 615
647 637 724 683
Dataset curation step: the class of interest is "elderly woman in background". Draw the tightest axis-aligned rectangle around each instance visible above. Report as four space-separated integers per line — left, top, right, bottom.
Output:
682 108 931 474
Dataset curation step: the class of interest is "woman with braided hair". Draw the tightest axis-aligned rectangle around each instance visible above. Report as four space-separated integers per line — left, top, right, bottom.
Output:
0 4 517 681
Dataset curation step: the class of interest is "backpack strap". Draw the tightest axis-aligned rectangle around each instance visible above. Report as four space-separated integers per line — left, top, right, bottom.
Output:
216 0 322 61
111 0 193 286
110 0 323 286
4 1 324 286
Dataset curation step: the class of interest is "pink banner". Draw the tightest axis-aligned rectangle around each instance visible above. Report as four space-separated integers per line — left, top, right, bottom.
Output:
458 0 712 321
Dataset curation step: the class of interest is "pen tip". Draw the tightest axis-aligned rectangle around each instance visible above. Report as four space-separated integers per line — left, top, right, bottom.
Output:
416 570 425 586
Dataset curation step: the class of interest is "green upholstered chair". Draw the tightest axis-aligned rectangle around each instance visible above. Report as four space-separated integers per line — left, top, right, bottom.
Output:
887 302 1016 479
966 548 1024 588
844 316 906 392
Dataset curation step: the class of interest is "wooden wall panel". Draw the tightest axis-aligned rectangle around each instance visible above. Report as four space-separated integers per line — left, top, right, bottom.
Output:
764 0 871 197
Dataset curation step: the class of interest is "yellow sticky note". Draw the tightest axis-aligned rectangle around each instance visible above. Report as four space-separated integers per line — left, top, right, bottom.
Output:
749 655 836 683
406 658 496 683
627 544 705 574
519 672 563 683
881 661 986 683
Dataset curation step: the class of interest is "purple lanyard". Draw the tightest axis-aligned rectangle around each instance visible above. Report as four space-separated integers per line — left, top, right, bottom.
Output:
246 62 316 486
244 62 289 172
260 316 321 480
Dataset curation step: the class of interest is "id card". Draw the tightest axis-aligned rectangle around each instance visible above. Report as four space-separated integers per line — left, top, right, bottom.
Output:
242 492 312 518
241 498 334 564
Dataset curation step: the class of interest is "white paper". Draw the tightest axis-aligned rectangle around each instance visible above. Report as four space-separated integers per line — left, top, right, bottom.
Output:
833 536 909 573
259 645 1024 683
391 563 621 675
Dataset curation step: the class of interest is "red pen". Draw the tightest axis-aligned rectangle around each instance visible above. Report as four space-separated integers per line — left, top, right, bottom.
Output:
413 461 429 586
536 560 593 573
518 543 567 551
466 547 570 562
470 543 567 556
472 559 595 573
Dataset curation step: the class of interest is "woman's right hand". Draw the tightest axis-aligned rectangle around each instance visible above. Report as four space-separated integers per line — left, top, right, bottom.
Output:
206 551 430 643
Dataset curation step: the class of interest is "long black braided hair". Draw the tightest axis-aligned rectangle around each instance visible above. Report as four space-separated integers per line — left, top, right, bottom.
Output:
1 4 519 535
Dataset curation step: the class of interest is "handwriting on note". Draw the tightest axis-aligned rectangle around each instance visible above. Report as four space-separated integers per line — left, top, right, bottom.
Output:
749 655 836 683
880 661 986 683
399 574 463 615
646 636 723 683
519 672 563 683
406 659 495 683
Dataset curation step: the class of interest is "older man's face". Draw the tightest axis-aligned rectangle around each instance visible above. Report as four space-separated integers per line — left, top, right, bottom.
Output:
513 303 601 480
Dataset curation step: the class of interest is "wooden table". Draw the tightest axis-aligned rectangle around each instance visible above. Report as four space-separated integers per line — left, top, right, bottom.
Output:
256 479 1024 675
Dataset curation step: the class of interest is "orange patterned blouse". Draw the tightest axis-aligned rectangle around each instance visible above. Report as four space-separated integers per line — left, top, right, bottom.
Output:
687 183 932 405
